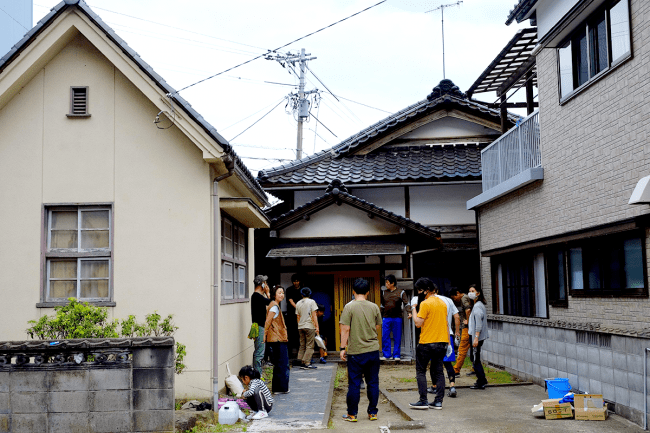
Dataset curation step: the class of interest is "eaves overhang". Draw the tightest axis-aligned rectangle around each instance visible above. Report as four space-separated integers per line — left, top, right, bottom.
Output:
220 197 270 229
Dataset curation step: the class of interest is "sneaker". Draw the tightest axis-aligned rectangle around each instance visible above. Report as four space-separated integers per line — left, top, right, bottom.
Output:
466 371 476 376
427 386 437 394
394 357 401 361
251 410 268 420
379 356 387 361
470 382 486 390
409 400 429 410
429 402 443 410
319 357 327 364
360 382 366 390
245 412 256 420
300 364 317 369
274 389 290 394
368 413 378 421
448 387 457 397
342 414 357 422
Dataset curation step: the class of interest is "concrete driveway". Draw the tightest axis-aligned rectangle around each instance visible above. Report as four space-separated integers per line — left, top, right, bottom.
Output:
382 384 644 433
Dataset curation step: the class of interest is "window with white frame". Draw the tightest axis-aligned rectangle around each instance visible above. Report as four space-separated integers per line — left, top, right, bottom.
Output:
221 215 248 301
557 0 631 100
44 206 112 302
492 252 547 318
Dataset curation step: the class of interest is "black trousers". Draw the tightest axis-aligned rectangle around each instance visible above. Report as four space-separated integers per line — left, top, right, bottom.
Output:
415 342 447 404
245 389 273 413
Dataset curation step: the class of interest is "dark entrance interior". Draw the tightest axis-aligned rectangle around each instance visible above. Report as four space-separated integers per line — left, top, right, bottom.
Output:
304 274 335 351
413 250 481 295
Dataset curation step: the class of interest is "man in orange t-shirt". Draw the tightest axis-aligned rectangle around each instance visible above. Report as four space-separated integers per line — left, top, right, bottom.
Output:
408 278 448 410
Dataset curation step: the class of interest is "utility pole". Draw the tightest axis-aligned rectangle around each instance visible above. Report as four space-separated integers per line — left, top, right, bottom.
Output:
266 48 318 160
426 1 462 79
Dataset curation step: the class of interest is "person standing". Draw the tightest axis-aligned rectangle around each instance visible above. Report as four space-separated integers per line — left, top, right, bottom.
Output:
296 287 319 369
264 285 290 393
285 274 302 358
409 278 448 410
380 275 409 361
435 288 460 398
339 278 382 422
450 287 474 375
468 285 489 390
251 275 271 376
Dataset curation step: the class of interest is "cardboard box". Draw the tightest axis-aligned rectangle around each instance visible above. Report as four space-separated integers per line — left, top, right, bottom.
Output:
542 399 573 420
574 394 608 421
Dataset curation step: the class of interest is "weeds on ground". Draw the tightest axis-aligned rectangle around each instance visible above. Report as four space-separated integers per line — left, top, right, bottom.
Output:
262 365 273 383
181 411 249 433
453 351 516 383
333 365 347 390
397 377 416 383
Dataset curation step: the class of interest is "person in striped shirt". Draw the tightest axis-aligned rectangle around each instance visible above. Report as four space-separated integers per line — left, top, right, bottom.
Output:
239 365 274 420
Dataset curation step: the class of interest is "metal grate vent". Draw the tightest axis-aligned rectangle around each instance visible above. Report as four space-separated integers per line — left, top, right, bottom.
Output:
70 87 88 115
599 334 611 348
576 330 587 344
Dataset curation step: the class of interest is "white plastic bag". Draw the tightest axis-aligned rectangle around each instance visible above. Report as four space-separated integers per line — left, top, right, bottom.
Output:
224 363 244 397
314 335 327 350
446 344 453 358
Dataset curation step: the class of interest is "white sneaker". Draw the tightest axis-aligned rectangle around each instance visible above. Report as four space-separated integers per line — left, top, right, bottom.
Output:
245 412 256 420
251 410 268 420
379 356 387 361
394 357 401 361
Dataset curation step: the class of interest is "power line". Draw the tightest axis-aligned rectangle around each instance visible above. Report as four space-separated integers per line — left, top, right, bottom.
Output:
229 99 285 141
0 6 29 31
309 111 337 138
221 97 286 132
172 0 387 94
335 95 392 114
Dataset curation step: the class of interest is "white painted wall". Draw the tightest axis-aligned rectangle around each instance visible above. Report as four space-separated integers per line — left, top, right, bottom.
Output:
409 184 482 225
280 204 400 238
536 0 606 40
401 116 499 140
348 187 405 216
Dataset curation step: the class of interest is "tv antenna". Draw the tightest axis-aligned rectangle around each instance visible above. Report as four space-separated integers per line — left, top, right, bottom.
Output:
426 1 463 79
265 48 319 160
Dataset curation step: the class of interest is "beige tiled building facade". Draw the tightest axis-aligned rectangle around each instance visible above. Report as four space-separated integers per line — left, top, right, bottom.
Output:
471 0 650 426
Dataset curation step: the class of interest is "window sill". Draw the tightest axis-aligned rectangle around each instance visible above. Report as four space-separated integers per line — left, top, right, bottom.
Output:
549 300 568 308
66 113 91 118
220 298 249 305
569 289 647 298
37 301 116 308
559 53 632 106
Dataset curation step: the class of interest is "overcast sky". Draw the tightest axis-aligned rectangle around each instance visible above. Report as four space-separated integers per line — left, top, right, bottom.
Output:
29 0 531 175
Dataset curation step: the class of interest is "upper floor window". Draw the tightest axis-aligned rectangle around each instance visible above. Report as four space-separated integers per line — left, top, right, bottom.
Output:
43 206 112 304
558 0 631 100
221 215 248 302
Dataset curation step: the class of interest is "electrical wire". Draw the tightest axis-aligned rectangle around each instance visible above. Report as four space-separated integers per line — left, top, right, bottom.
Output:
0 6 29 31
172 0 387 94
239 156 293 161
221 97 286 132
334 95 392 114
229 99 285 141
309 111 337 138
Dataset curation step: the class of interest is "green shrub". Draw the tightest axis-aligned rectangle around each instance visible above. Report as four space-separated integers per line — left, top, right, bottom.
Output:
26 298 186 374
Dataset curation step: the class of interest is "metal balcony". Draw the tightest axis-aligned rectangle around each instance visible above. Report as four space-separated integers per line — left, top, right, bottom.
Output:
467 110 543 209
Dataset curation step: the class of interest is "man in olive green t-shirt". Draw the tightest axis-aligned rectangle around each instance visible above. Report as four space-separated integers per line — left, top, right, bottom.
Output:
339 278 382 422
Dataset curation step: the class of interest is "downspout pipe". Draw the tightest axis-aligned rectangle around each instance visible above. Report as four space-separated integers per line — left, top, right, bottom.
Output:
645 347 649 430
212 156 235 406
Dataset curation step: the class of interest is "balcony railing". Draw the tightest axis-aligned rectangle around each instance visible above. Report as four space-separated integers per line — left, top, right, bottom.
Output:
481 110 541 191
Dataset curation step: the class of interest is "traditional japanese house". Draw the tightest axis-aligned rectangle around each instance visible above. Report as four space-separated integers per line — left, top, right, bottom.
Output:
255 79 518 358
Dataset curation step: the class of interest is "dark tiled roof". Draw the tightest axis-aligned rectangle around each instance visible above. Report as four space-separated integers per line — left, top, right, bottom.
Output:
258 79 518 185
505 0 537 25
260 144 483 186
271 187 441 244
0 0 267 204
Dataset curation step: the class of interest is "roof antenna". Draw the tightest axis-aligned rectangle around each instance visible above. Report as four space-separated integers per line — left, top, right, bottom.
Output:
426 1 463 79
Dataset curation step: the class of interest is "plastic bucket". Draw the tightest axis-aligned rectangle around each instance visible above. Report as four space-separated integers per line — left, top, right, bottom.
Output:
545 378 571 399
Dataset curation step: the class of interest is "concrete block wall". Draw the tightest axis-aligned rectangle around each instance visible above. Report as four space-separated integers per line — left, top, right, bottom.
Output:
483 320 650 427
0 338 174 433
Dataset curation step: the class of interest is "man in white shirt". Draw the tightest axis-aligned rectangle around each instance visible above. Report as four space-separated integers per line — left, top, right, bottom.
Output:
433 287 460 398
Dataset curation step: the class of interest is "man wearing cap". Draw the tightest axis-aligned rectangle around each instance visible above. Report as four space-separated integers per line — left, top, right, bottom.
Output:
251 275 271 375
295 287 319 369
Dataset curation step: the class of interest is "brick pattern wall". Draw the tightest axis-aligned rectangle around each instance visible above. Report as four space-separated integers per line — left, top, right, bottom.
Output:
477 0 650 333
0 339 174 433
482 320 650 427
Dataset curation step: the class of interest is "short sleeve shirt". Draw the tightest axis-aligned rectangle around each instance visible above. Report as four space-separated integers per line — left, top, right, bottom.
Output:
457 294 473 329
417 296 448 344
251 292 271 327
339 300 382 355
436 295 458 335
296 298 318 329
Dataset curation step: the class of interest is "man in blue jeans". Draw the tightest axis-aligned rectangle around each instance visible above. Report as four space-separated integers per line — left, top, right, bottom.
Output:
380 275 409 360
250 275 271 375
339 278 382 422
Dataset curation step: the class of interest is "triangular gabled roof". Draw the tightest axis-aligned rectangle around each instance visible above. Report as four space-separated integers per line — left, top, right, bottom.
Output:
0 0 267 205
271 180 441 245
258 79 519 188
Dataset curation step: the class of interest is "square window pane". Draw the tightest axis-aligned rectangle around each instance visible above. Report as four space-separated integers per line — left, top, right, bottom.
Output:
81 260 109 278
50 261 77 278
51 211 77 230
51 230 78 249
624 238 644 288
558 41 573 98
222 262 234 299
223 220 233 257
80 280 109 298
50 281 76 299
80 230 110 249
610 0 631 63
81 210 109 229
238 266 246 298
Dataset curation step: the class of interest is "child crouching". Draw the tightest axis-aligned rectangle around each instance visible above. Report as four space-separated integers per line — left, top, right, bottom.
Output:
239 365 274 420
